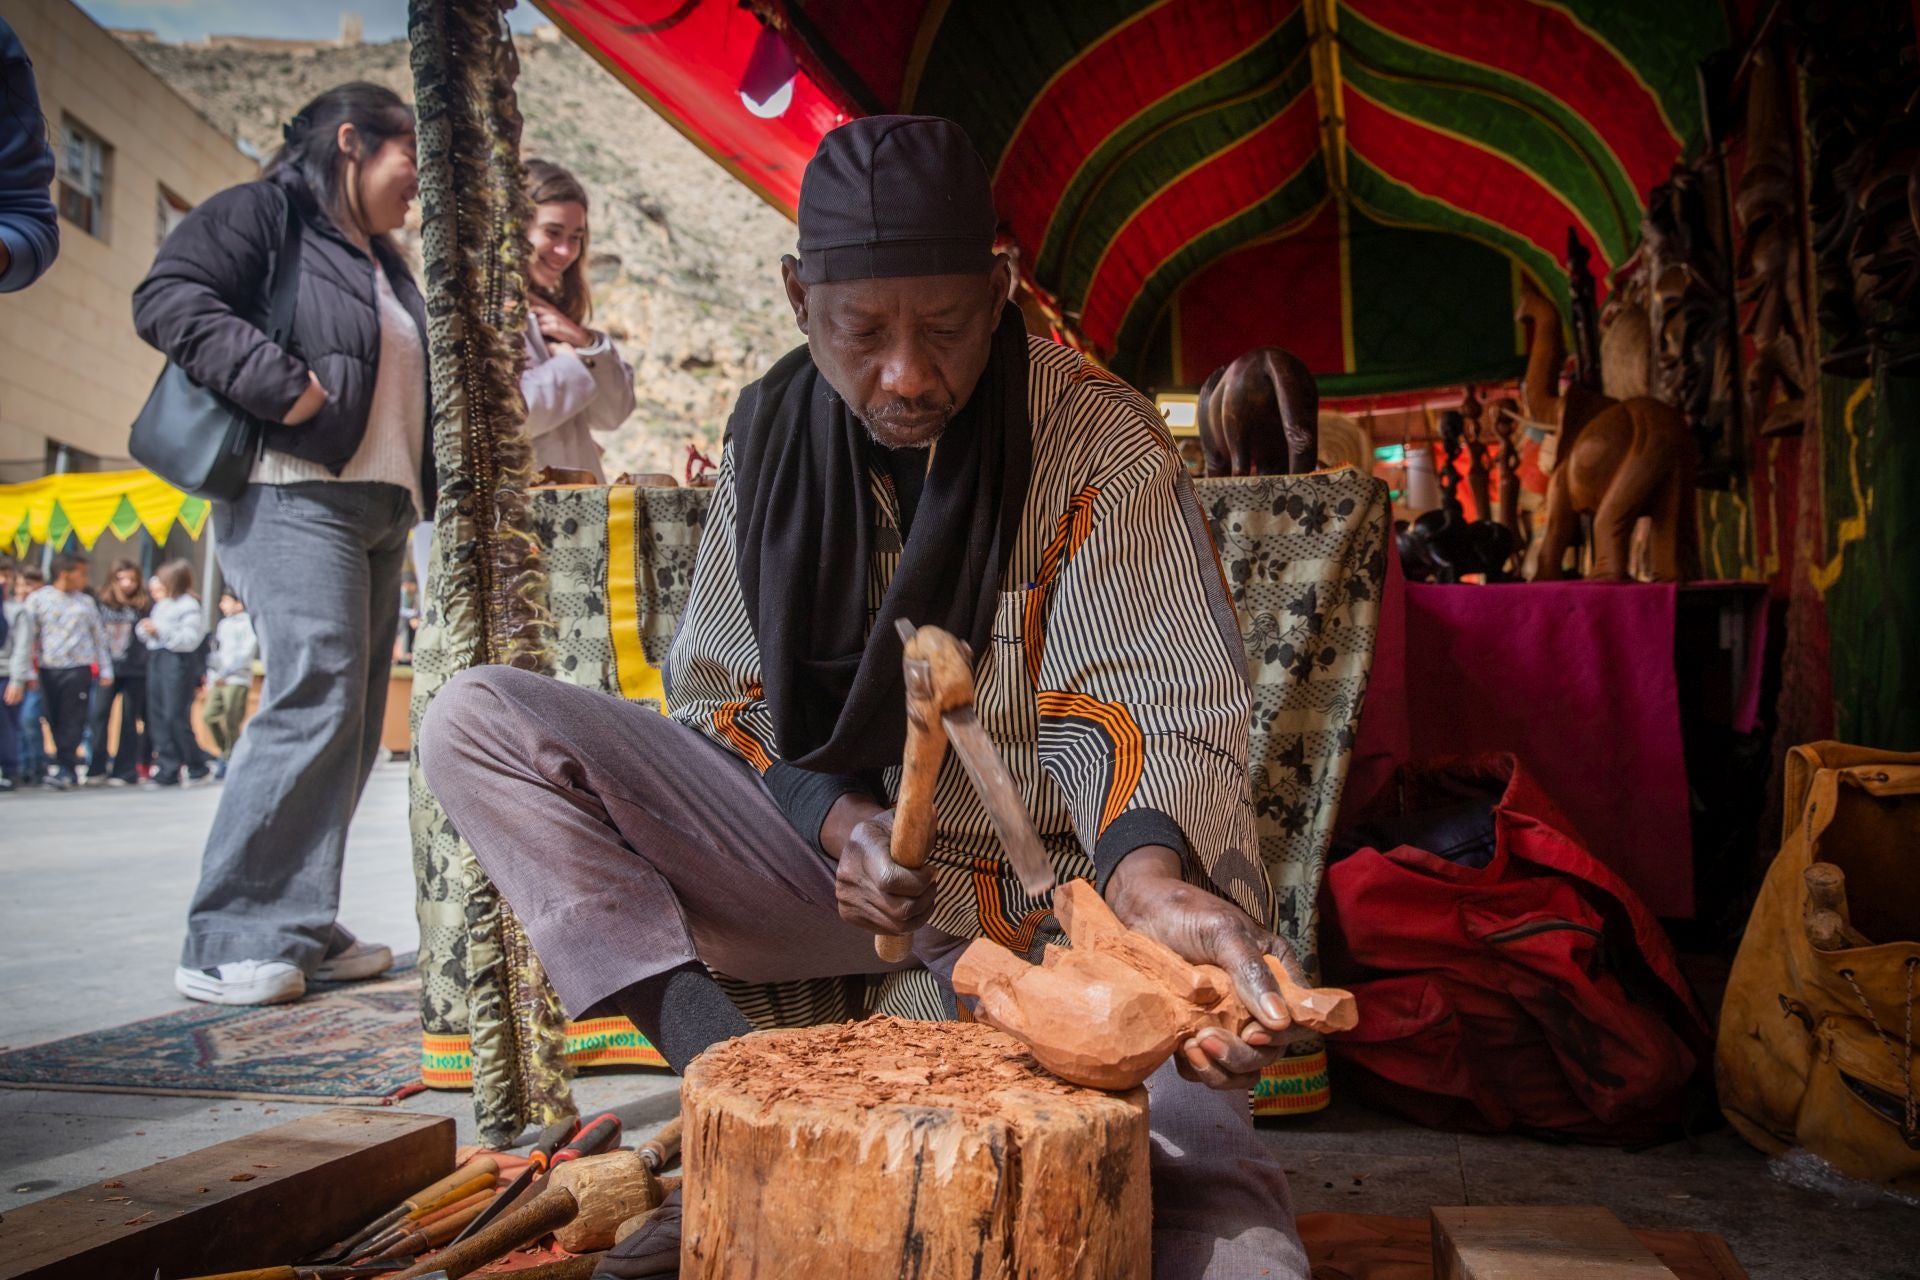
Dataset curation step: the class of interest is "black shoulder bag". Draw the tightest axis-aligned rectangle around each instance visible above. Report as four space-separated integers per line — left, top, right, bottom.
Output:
130 192 303 502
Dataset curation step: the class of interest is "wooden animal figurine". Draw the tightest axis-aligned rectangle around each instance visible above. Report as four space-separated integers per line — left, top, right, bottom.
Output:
1532 396 1698 582
1516 277 1612 442
1196 346 1319 476
952 880 1356 1091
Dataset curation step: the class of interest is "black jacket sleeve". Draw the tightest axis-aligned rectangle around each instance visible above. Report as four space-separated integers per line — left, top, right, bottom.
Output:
132 182 310 424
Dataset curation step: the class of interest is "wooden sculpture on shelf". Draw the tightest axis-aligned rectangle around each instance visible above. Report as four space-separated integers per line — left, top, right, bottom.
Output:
1397 399 1521 584
1644 166 1736 475
1492 396 1524 533
1735 43 1811 436
1600 263 1655 401
1532 395 1698 582
1516 277 1612 443
1797 0 1920 377
1195 346 1319 476
953 879 1357 1091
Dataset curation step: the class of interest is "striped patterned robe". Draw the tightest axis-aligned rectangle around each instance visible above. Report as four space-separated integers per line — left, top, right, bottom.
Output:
667 336 1274 946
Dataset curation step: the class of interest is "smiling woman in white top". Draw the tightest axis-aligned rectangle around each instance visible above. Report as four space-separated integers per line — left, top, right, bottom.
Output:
521 159 636 481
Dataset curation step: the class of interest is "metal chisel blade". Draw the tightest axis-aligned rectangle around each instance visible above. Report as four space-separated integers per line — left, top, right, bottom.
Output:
942 706 1057 900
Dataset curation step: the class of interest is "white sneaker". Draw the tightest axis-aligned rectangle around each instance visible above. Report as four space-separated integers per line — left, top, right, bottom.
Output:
175 960 306 1006
312 939 393 983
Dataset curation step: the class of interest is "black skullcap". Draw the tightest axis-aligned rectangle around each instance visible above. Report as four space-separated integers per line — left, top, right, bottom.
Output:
795 115 997 284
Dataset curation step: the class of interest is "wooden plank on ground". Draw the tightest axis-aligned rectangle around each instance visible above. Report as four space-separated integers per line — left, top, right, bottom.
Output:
0 1107 454 1280
1433 1205 1681 1279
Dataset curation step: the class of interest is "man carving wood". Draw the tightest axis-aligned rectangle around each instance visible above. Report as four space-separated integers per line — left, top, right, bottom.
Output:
421 116 1311 1279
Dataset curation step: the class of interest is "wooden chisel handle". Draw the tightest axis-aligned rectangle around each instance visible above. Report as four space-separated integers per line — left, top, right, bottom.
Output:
639 1115 683 1172
387 1186 578 1280
409 1169 497 1219
405 1155 498 1212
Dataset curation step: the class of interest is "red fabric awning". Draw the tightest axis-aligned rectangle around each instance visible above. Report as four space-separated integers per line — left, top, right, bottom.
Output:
533 0 1737 393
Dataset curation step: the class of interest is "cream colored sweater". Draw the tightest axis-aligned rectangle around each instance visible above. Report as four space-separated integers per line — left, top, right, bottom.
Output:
252 268 427 517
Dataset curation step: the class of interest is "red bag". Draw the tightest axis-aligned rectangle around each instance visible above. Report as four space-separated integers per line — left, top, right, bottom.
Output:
1321 755 1710 1142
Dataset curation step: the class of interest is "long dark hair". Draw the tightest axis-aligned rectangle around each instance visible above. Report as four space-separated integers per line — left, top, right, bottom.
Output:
524 158 592 324
98 557 150 611
268 82 414 244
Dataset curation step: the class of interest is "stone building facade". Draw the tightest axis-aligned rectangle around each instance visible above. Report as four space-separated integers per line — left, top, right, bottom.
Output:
0 0 256 484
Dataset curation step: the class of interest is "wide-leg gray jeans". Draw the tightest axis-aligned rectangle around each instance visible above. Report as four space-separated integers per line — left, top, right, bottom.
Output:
181 480 413 971
420 665 1307 1280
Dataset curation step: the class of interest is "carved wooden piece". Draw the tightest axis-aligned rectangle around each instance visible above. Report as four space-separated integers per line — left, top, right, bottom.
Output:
1492 399 1523 529
1432 1205 1678 1278
1461 391 1494 524
1531 397 1698 582
530 465 603 488
953 880 1356 1090
681 1018 1150 1279
875 624 974 962
1735 44 1810 436
1516 278 1612 443
1798 0 1920 377
546 1151 662 1253
1196 346 1319 476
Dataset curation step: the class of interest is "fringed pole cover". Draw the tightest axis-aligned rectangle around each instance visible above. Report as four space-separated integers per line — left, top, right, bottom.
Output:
406 0 574 1147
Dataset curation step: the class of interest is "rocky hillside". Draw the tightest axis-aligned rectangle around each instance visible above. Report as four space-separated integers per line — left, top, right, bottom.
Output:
122 32 799 476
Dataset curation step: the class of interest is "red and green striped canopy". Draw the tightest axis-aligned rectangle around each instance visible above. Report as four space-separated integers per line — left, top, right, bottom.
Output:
534 0 1733 393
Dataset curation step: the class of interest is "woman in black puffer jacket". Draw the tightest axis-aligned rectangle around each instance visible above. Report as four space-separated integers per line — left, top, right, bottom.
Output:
134 82 426 1008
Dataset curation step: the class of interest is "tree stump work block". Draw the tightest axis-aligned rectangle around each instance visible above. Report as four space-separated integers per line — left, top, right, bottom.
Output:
681 1017 1150 1279
0 1108 454 1280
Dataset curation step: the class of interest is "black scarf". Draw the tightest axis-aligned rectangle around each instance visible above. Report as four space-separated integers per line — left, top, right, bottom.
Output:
730 303 1031 774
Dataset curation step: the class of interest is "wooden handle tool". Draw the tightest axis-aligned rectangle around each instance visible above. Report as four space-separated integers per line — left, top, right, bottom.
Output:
447 1115 576 1248
551 1112 622 1165
386 1185 580 1280
351 1172 498 1261
877 621 973 962
361 1196 494 1263
639 1115 682 1172
313 1155 499 1263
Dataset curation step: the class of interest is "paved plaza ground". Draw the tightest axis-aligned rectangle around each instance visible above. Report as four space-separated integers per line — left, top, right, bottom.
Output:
2 762 1916 1276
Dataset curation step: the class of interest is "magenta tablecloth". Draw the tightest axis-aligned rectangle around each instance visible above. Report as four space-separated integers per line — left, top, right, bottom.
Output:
1348 567 1695 918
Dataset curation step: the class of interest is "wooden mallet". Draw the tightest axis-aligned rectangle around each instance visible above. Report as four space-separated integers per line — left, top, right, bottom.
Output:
875 621 975 963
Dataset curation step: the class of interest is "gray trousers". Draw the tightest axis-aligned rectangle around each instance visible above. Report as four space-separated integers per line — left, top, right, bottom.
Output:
420 666 1307 1279
182 481 413 970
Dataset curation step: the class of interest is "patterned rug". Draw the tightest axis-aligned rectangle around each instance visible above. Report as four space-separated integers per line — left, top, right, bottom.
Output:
0 957 425 1104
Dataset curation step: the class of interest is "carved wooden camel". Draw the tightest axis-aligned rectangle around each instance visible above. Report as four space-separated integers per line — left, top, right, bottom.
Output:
1516 277 1612 441
1516 280 1698 581
1196 346 1319 476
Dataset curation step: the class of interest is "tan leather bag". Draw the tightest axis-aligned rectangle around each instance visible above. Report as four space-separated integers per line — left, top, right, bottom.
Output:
1717 741 1920 1189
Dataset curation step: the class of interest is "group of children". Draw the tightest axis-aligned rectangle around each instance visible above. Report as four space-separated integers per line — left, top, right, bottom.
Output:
0 551 257 792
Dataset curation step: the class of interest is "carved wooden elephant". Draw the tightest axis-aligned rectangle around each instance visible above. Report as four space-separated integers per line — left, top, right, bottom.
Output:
1196 347 1319 476
1532 396 1698 582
